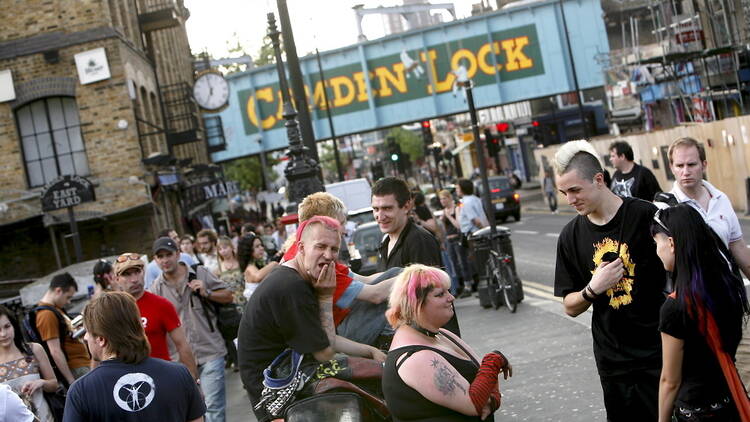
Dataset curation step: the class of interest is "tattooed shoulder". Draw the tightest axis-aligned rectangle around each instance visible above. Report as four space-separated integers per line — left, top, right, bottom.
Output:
431 358 466 396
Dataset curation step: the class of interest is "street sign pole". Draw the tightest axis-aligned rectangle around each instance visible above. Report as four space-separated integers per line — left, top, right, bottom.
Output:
460 78 498 245
67 206 83 263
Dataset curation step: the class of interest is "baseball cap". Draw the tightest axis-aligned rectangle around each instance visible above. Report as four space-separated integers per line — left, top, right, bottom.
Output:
113 253 144 276
152 237 179 255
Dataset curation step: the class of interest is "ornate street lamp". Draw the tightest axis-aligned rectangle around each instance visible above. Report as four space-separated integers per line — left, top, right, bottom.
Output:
267 12 324 206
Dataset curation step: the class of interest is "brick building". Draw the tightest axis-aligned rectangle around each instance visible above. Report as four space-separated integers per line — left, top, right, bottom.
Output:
0 0 209 279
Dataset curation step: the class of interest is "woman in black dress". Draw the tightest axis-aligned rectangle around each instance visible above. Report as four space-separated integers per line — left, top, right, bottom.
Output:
382 264 511 421
652 205 750 421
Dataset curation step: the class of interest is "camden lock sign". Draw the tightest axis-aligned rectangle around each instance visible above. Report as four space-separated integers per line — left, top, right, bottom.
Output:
41 175 96 212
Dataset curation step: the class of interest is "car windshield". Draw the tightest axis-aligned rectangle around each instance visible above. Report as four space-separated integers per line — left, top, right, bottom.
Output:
488 178 511 192
353 226 381 252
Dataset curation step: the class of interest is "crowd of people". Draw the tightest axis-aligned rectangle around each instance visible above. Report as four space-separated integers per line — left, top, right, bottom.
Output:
4 135 750 422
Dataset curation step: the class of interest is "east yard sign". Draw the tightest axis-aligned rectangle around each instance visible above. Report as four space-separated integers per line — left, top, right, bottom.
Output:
210 0 609 162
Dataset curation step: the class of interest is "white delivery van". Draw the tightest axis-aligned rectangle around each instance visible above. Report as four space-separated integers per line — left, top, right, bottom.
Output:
325 178 372 215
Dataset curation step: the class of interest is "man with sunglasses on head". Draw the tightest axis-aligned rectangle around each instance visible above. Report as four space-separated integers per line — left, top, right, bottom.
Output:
553 140 666 422
111 252 198 380
150 237 233 422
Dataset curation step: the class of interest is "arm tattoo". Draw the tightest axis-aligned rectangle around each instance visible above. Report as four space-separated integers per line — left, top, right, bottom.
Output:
318 300 336 346
431 358 466 396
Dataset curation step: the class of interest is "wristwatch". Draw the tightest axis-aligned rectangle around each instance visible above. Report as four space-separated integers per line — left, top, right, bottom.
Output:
203 287 213 298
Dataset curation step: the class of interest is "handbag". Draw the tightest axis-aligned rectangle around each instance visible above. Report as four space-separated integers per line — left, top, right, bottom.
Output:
43 384 66 422
254 349 312 418
213 302 242 339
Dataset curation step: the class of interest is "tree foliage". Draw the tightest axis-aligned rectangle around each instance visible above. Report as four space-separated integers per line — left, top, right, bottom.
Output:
224 154 279 191
387 127 424 161
319 140 350 183
255 37 277 67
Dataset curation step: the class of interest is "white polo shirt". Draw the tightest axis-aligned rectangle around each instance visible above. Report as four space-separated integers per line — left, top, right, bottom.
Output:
670 180 742 247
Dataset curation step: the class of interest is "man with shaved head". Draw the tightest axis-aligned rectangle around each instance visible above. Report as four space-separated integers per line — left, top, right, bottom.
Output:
238 216 385 421
553 140 665 421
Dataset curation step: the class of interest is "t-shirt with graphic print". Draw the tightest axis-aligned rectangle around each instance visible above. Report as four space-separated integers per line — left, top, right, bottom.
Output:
63 357 204 422
554 197 666 377
610 163 661 201
136 291 181 361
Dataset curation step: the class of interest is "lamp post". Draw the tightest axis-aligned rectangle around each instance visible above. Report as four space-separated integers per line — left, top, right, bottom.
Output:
267 13 324 206
277 0 319 162
455 70 498 243
315 48 344 182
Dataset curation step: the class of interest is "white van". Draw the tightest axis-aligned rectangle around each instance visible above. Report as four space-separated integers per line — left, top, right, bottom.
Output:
325 178 372 216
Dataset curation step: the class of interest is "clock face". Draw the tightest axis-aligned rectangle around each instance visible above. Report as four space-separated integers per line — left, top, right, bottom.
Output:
193 72 229 110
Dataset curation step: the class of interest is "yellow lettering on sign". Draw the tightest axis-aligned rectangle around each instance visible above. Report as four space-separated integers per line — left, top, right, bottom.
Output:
330 76 356 107
353 71 371 102
420 49 453 94
502 36 533 72
245 87 278 130
477 42 502 75
311 80 329 110
275 90 284 124
450 48 478 80
374 63 407 97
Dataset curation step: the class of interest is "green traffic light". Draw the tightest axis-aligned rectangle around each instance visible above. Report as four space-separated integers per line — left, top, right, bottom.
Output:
391 153 399 161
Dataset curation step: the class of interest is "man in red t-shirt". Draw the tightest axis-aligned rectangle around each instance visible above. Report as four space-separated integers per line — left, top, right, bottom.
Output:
112 252 198 380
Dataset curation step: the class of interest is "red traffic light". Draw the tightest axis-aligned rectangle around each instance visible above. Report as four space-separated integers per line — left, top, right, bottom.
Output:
421 121 431 128
532 120 540 127
495 122 509 132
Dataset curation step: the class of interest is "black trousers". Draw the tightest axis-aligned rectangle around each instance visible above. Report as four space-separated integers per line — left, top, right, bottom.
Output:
600 367 660 422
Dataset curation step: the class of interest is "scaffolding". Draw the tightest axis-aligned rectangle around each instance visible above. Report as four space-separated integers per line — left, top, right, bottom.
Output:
602 0 750 131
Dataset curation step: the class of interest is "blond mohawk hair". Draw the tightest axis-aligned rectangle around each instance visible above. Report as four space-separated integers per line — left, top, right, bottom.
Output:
553 140 602 175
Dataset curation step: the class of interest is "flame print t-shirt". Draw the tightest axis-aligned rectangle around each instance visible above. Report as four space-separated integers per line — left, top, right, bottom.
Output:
554 197 666 377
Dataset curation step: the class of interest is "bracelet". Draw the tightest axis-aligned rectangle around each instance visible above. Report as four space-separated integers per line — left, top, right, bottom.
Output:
586 284 599 298
581 288 594 302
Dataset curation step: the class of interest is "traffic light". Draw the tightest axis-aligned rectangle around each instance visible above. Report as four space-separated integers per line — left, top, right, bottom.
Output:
387 136 401 162
495 122 510 133
530 120 542 144
484 129 499 157
421 120 433 145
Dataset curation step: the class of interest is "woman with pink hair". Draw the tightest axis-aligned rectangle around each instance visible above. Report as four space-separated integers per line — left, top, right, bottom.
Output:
382 264 511 421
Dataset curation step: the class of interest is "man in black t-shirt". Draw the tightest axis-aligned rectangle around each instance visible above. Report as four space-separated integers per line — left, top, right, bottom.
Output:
63 291 205 422
609 140 661 200
237 216 385 421
553 141 666 421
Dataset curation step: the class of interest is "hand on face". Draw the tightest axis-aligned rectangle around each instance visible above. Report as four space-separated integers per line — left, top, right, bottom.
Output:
312 262 336 298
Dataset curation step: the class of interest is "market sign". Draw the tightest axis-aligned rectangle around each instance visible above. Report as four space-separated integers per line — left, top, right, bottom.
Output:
203 180 240 200
41 175 96 212
182 179 240 211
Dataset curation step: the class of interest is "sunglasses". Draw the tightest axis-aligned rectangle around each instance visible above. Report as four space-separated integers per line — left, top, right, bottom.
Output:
653 209 670 234
116 253 141 263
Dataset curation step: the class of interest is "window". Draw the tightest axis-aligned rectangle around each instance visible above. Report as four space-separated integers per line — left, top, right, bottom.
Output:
16 97 89 187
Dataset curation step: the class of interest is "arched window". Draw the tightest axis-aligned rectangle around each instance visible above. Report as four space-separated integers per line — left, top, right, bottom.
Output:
16 97 90 187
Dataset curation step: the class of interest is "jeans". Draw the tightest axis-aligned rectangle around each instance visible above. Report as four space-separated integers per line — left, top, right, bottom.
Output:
441 249 459 295
199 356 227 422
446 240 472 288
546 191 557 212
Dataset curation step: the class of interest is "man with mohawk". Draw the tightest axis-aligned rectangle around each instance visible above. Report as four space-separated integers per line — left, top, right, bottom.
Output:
552 140 666 421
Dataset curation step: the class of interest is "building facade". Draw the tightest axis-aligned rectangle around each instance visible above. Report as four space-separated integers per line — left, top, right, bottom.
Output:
0 0 208 279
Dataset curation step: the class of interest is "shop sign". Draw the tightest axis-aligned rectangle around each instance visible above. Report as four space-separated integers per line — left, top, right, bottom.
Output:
74 47 111 85
41 175 96 212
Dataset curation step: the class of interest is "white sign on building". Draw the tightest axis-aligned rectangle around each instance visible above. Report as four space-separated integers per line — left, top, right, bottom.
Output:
0 69 16 102
74 47 111 85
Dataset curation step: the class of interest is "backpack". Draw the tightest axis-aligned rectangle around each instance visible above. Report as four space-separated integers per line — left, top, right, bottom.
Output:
22 306 71 388
188 264 242 339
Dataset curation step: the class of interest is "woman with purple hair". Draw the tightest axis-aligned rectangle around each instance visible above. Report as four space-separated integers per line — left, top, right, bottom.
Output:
382 264 511 421
652 204 750 421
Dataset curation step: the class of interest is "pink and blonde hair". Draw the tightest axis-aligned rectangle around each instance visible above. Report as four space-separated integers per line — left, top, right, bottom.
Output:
296 215 342 244
385 264 451 328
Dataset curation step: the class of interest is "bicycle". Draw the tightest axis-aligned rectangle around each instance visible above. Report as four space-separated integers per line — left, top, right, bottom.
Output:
486 249 519 313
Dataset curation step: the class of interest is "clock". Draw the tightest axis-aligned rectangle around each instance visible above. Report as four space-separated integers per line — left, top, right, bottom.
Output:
193 70 229 111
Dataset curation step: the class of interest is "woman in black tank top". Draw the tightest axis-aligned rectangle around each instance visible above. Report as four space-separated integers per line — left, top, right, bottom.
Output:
382 264 512 421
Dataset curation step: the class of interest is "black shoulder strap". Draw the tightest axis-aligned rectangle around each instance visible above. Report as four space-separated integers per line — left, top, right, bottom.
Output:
440 330 479 367
615 199 629 257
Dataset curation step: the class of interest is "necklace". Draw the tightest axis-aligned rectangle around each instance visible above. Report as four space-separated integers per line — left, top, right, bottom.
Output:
410 323 439 337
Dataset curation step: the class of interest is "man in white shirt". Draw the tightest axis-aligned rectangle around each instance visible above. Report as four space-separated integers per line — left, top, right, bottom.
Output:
667 136 750 383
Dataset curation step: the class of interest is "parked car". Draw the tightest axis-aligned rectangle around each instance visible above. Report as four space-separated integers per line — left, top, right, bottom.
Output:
477 176 521 222
351 221 382 276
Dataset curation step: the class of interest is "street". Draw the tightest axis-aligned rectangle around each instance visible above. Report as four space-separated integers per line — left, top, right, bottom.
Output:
227 207 750 421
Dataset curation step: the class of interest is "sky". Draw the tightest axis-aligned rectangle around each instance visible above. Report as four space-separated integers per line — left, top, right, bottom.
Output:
183 0 479 60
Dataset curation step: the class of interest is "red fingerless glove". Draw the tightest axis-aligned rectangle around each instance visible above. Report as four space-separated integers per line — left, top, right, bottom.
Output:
468 352 507 415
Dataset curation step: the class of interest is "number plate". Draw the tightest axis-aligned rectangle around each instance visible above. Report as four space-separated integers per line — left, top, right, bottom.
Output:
495 203 504 210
